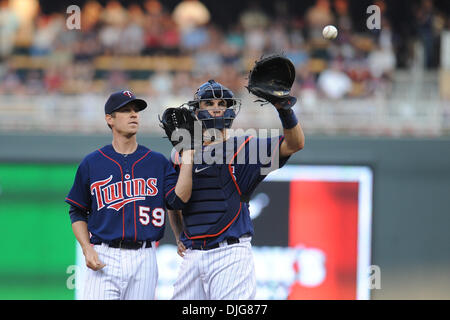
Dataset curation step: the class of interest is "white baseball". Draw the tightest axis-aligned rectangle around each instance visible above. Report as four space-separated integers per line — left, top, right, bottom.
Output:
322 25 338 40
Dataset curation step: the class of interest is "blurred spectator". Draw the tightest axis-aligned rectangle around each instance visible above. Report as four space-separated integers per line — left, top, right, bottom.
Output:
44 67 63 93
24 70 44 94
368 44 396 79
0 0 447 102
144 0 163 17
117 21 145 55
159 14 181 55
240 1 269 30
193 43 223 77
333 0 352 46
267 22 290 52
107 70 128 92
114 3 146 55
415 0 445 69
101 0 127 27
244 27 266 56
220 42 242 69
98 0 127 54
368 19 396 84
31 14 64 56
0 0 20 58
179 25 209 51
0 67 24 94
225 25 245 50
305 0 334 40
317 60 352 99
172 0 210 30
334 0 351 31
73 31 101 62
81 0 102 32
9 0 39 26
98 22 122 55
127 3 147 27
143 17 163 55
149 60 173 96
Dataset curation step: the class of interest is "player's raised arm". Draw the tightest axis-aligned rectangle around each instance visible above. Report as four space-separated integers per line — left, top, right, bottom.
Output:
276 105 305 158
160 107 199 203
174 150 195 203
246 54 305 158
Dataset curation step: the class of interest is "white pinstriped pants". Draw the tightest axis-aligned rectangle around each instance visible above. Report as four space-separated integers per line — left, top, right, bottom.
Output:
172 237 256 300
83 243 158 300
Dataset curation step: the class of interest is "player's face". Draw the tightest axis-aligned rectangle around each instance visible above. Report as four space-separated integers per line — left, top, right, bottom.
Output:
198 99 227 117
106 103 140 137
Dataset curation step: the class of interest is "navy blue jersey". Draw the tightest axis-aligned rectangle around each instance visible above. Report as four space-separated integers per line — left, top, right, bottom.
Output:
66 144 178 243
171 136 290 248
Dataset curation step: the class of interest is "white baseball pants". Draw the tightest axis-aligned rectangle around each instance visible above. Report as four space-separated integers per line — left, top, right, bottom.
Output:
82 242 158 300
172 237 256 300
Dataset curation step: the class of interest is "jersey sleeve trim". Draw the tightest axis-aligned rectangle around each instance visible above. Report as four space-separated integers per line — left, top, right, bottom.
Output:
173 151 181 167
228 136 254 196
272 135 284 163
165 186 176 198
65 197 88 211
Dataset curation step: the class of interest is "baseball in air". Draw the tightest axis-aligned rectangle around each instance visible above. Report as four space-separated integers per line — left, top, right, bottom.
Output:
322 25 338 40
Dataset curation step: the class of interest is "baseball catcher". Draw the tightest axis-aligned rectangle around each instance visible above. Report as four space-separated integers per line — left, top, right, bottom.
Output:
163 55 305 300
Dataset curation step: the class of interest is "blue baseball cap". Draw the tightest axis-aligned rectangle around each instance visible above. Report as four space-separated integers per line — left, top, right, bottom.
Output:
105 90 147 115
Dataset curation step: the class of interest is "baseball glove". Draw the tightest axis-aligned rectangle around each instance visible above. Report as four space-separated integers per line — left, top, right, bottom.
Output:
247 54 297 109
159 107 199 150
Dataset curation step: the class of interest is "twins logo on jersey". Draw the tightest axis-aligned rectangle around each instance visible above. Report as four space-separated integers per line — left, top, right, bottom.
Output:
90 174 158 211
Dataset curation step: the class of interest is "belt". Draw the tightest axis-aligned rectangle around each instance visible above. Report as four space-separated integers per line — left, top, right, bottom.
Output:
92 239 152 250
191 238 240 251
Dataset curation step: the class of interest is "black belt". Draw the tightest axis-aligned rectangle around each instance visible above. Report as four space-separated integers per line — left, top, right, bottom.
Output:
192 238 240 251
92 239 152 250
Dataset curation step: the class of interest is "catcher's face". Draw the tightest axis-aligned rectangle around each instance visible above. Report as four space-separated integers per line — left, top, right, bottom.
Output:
197 99 227 117
106 103 140 136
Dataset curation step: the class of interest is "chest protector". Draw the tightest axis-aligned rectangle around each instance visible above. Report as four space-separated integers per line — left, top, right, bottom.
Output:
182 163 242 239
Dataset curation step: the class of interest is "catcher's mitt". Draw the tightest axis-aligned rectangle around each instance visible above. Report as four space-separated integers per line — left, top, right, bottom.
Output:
159 107 199 150
247 54 297 109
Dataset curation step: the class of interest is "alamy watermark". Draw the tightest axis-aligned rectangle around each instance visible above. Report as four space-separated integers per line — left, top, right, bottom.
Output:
170 127 282 175
65 4 382 31
66 263 381 292
66 5 81 30
366 5 381 30
368 265 381 290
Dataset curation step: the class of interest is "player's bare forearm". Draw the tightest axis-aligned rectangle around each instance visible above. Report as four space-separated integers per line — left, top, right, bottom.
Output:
72 221 106 270
174 150 194 203
273 103 305 158
71 220 92 252
279 122 305 158
168 210 184 241
168 210 187 257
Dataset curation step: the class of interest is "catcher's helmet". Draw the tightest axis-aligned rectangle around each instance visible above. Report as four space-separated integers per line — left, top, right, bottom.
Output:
187 80 241 130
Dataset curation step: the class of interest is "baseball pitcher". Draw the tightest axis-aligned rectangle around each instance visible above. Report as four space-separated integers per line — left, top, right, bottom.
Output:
65 90 192 300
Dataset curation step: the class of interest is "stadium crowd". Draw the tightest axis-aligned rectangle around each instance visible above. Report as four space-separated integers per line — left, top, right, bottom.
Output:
0 0 448 102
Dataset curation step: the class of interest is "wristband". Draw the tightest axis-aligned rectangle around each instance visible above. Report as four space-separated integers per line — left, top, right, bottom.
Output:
277 108 298 129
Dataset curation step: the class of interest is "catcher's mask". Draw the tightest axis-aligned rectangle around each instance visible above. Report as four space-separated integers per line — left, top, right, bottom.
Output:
187 80 241 130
